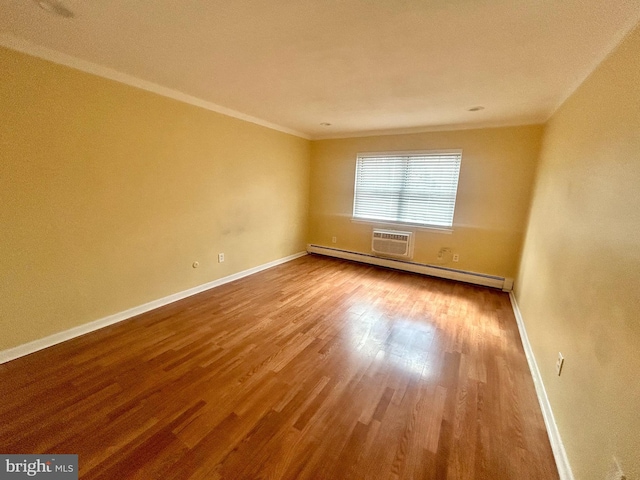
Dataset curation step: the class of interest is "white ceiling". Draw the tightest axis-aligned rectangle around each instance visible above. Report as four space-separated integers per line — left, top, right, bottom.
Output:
2 0 640 139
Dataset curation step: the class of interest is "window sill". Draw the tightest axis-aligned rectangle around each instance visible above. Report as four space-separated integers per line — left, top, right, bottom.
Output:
350 218 453 234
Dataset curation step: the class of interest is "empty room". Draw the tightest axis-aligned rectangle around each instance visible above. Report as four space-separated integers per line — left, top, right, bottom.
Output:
1 1 639 479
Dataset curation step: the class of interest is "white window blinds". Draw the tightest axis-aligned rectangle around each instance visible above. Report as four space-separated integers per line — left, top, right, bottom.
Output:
353 151 462 228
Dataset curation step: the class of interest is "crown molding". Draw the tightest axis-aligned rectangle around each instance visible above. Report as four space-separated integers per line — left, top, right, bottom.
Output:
0 34 310 140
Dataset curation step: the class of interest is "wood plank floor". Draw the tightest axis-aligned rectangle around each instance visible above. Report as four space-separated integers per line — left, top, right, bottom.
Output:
0 255 559 479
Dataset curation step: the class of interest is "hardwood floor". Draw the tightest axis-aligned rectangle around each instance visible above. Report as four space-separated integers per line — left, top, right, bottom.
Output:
0 254 559 479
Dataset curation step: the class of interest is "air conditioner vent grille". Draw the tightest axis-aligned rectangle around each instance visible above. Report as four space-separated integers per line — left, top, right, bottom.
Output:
373 232 409 241
371 229 413 259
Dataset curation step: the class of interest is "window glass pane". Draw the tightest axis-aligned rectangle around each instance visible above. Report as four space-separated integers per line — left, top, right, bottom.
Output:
353 152 461 228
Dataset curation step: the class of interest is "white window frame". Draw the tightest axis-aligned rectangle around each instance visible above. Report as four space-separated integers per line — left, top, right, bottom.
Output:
352 150 462 231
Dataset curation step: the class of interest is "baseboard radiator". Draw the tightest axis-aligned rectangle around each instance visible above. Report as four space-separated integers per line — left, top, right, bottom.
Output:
307 244 512 291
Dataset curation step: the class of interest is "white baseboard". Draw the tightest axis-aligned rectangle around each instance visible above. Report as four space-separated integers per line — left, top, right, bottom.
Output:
509 292 574 480
307 244 509 290
0 251 307 364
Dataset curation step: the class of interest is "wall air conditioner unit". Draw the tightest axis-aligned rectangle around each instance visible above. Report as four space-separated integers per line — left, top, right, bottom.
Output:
371 229 413 259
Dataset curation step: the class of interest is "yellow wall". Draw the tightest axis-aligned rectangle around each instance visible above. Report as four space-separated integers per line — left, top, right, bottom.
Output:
309 126 543 279
0 47 310 351
515 24 640 480
4 25 639 477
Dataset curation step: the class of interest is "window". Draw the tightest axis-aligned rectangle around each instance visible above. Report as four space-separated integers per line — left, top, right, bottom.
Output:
353 151 462 228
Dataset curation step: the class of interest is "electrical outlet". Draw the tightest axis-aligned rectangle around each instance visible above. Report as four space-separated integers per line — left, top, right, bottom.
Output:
218 253 225 263
332 236 337 244
453 254 459 262
556 352 564 376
